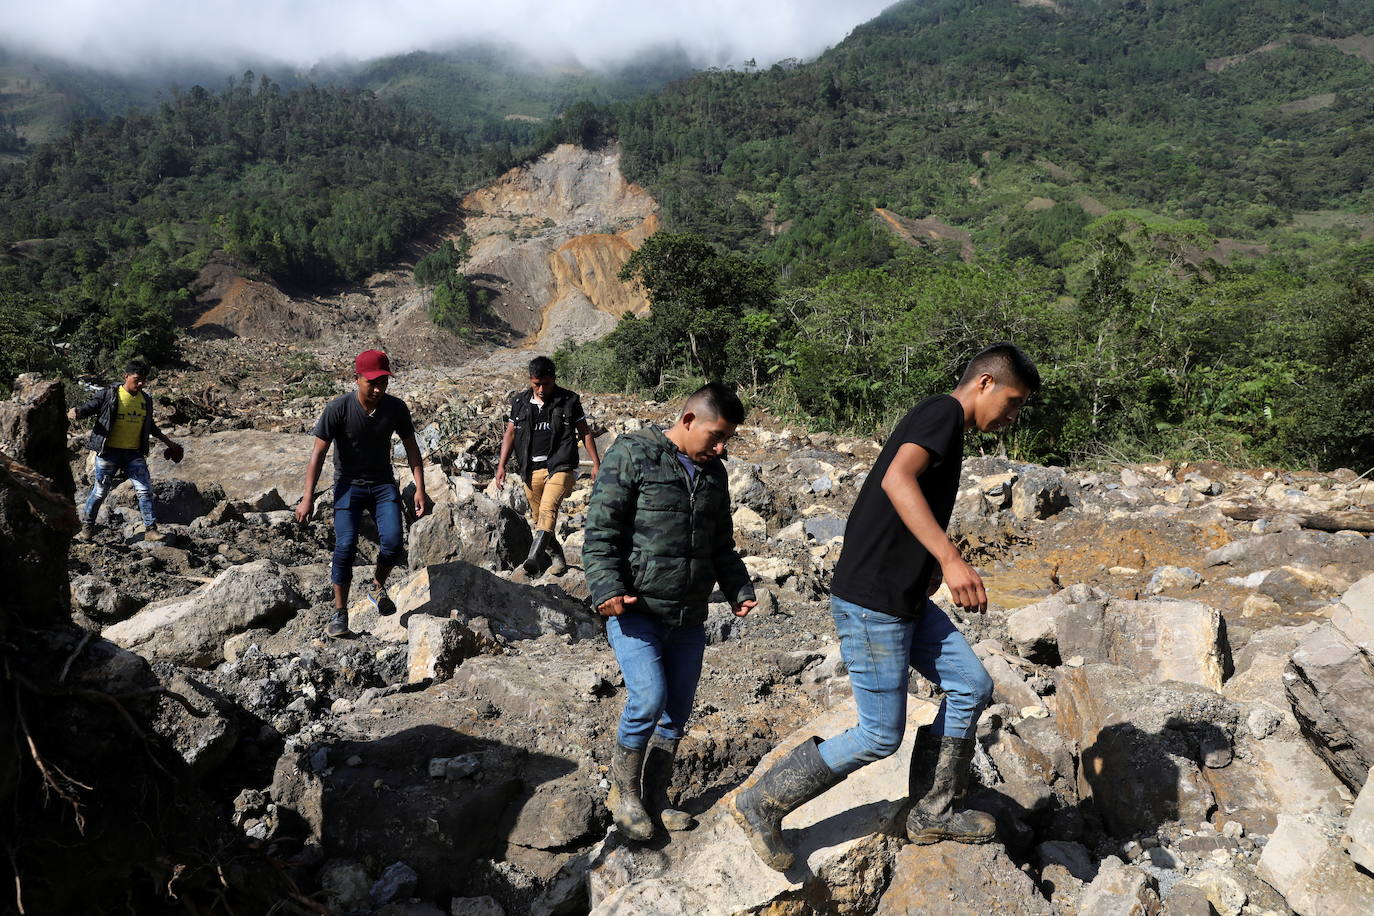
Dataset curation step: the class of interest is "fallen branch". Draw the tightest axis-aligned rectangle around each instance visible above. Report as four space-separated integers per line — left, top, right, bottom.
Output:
1219 505 1374 533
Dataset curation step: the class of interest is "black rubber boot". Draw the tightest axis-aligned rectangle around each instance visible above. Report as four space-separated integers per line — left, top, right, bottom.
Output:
546 536 567 576
729 736 842 872
642 733 695 832
607 743 655 841
905 727 997 845
522 530 550 575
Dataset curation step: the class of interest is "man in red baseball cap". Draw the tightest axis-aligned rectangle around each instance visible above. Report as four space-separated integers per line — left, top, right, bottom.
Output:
296 349 428 637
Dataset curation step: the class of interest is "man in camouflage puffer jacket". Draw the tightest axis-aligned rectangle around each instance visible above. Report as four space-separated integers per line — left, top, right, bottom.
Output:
584 382 757 842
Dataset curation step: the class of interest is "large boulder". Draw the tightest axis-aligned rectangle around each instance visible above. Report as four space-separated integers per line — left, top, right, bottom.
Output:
874 841 1050 915
0 376 76 627
1054 665 1231 839
112 477 218 525
587 696 936 915
349 560 598 644
1011 466 1072 520
1204 529 1374 579
406 496 531 571
1257 814 1374 915
104 559 306 666
1008 589 1228 689
1285 623 1374 790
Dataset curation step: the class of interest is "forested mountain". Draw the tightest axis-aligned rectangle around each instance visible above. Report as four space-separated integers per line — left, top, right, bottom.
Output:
556 0 1374 468
601 0 1374 274
3 0 1373 468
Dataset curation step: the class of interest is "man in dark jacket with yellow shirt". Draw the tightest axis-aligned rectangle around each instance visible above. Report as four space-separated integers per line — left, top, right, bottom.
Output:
68 361 183 541
584 381 756 842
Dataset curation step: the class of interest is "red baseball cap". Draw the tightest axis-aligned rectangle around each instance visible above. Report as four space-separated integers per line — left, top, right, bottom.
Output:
354 349 392 380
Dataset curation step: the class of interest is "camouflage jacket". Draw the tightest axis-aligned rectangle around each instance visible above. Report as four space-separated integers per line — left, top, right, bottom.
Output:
583 427 754 626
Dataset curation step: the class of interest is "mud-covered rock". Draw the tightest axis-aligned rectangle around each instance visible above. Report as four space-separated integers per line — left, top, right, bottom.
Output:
875 841 1050 915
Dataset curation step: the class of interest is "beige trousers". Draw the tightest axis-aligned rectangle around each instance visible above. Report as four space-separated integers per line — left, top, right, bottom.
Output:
523 469 574 533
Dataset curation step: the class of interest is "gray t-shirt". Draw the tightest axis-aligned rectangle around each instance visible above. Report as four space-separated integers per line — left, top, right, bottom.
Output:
312 392 415 483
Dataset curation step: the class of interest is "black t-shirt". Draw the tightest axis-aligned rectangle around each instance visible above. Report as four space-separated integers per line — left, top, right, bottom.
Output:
830 394 965 619
312 392 415 483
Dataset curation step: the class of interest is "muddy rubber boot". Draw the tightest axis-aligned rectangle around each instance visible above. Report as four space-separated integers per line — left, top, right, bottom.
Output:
522 530 550 576
905 728 997 846
729 736 842 872
607 743 655 841
642 733 695 832
546 537 567 576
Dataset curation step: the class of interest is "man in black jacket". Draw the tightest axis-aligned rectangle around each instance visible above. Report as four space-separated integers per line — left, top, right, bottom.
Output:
494 356 600 575
583 382 757 841
68 361 183 541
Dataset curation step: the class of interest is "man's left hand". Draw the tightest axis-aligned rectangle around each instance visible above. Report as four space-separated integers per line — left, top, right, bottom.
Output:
413 491 428 519
732 599 757 618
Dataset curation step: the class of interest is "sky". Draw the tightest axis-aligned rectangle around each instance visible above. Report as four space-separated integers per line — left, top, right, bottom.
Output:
1 0 896 73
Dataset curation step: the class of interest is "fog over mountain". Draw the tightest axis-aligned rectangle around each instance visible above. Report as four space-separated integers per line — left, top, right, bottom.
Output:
1 0 894 74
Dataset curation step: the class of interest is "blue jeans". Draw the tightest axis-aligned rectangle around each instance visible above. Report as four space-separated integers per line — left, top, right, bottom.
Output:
818 596 993 777
83 449 155 527
606 612 707 750
332 479 404 587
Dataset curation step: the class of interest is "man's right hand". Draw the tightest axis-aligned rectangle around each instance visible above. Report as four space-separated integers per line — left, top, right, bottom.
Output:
939 555 988 613
597 594 638 617
295 495 313 524
494 468 506 490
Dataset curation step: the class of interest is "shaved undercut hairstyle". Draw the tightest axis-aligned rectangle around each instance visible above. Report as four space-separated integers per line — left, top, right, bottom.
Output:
683 382 746 425
528 356 556 378
958 342 1041 393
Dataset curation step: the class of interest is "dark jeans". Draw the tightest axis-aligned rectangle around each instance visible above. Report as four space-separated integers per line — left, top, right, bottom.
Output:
606 611 707 749
818 595 993 777
331 479 403 587
83 448 155 527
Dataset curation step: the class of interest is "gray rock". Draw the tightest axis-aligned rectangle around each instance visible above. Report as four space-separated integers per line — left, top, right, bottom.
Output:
244 487 289 512
104 559 307 666
319 860 372 913
1285 623 1374 790
70 574 141 623
1011 467 1072 520
451 896 505 916
1258 814 1374 915
726 461 773 515
408 497 532 572
407 616 480 684
803 516 846 543
148 670 240 779
1350 768 1374 874
1076 857 1161 915
1145 565 1203 594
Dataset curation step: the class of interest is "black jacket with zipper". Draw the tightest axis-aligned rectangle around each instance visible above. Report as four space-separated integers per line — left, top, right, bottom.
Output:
73 385 162 456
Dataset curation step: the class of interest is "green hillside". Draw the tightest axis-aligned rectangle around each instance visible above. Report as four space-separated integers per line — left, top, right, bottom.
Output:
554 0 1374 468
602 0 1374 273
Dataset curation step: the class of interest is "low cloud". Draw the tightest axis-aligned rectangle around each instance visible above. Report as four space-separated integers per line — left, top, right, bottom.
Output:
1 0 895 73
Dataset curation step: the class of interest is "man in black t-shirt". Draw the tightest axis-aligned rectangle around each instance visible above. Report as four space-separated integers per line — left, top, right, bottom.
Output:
295 350 428 638
494 355 601 576
734 343 1040 871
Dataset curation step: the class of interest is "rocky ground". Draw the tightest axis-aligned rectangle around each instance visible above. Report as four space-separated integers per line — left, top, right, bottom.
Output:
3 339 1373 915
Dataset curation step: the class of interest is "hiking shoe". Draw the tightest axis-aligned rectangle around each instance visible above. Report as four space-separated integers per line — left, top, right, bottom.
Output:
325 609 350 638
143 526 165 543
75 522 96 542
367 581 396 616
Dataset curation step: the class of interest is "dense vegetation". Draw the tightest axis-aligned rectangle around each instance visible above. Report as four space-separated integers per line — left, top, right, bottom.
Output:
548 0 1374 469
0 74 507 379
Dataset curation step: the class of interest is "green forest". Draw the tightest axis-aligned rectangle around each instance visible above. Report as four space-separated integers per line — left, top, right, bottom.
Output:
551 0 1374 469
2 0 1373 469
